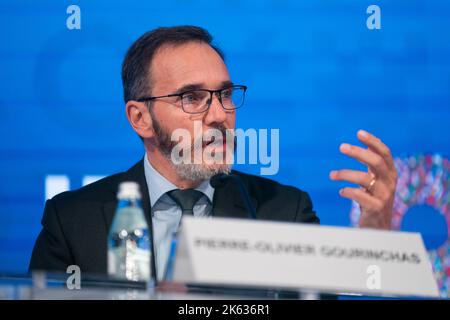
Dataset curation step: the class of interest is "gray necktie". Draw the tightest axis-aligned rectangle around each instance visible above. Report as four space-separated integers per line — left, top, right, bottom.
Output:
167 189 204 215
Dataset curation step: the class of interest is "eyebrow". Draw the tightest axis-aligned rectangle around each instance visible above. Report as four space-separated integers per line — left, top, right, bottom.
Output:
174 80 234 94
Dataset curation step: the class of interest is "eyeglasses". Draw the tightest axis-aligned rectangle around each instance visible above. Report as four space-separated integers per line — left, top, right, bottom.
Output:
137 85 247 114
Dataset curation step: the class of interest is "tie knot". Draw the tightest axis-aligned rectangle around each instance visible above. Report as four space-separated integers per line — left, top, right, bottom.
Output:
167 189 204 215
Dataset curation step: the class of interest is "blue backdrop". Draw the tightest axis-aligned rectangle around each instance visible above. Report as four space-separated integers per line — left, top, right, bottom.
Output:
0 0 449 292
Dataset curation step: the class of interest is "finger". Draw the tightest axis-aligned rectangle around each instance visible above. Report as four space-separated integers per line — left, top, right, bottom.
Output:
339 143 389 177
329 169 372 188
357 130 395 170
339 187 383 211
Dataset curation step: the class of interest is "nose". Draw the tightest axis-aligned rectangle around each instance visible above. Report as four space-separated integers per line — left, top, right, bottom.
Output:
203 92 227 125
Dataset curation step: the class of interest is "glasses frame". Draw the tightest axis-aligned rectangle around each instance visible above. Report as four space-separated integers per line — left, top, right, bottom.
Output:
136 85 247 114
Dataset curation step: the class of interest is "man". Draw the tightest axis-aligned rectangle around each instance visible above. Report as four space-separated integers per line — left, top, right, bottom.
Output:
29 26 398 282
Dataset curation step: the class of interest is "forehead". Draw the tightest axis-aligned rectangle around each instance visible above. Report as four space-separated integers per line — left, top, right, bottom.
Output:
150 41 230 92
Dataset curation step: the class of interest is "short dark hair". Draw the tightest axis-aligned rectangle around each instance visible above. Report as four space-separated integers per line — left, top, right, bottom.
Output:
121 25 225 103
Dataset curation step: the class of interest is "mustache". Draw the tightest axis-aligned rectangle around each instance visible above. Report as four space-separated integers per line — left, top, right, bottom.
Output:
198 124 232 147
151 114 236 157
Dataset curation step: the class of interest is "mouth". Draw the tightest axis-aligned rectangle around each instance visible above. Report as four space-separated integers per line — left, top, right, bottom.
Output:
202 137 225 148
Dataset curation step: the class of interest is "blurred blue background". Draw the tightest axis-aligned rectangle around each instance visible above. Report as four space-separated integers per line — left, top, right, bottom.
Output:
0 0 449 290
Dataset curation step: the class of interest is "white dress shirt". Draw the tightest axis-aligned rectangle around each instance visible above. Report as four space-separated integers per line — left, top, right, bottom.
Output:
143 154 214 281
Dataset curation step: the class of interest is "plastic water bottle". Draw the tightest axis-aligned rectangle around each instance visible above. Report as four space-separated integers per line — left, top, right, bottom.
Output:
107 181 152 282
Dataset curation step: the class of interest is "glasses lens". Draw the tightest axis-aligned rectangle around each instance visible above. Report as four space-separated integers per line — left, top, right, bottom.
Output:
221 87 245 110
181 90 210 113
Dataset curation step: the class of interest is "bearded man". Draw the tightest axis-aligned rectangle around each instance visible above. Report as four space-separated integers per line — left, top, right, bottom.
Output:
29 26 398 282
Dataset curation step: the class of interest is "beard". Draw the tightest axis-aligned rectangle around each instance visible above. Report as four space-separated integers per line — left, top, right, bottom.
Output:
151 113 233 182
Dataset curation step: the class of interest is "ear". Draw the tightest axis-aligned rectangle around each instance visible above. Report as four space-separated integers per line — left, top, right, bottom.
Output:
125 100 155 139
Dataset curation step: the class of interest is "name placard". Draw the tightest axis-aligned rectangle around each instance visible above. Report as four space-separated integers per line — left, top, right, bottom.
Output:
173 217 439 298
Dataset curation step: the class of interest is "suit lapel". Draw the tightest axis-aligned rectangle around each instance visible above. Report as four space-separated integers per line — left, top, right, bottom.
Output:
100 159 256 280
212 177 258 219
102 160 258 224
101 159 152 232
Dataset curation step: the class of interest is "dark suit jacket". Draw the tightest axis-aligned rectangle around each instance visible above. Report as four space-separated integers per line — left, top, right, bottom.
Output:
29 159 319 276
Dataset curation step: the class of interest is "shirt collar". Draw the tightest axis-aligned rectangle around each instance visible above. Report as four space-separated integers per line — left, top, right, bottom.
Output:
143 154 215 207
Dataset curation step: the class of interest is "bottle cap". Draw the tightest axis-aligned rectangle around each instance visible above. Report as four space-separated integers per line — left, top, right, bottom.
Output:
117 181 141 200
